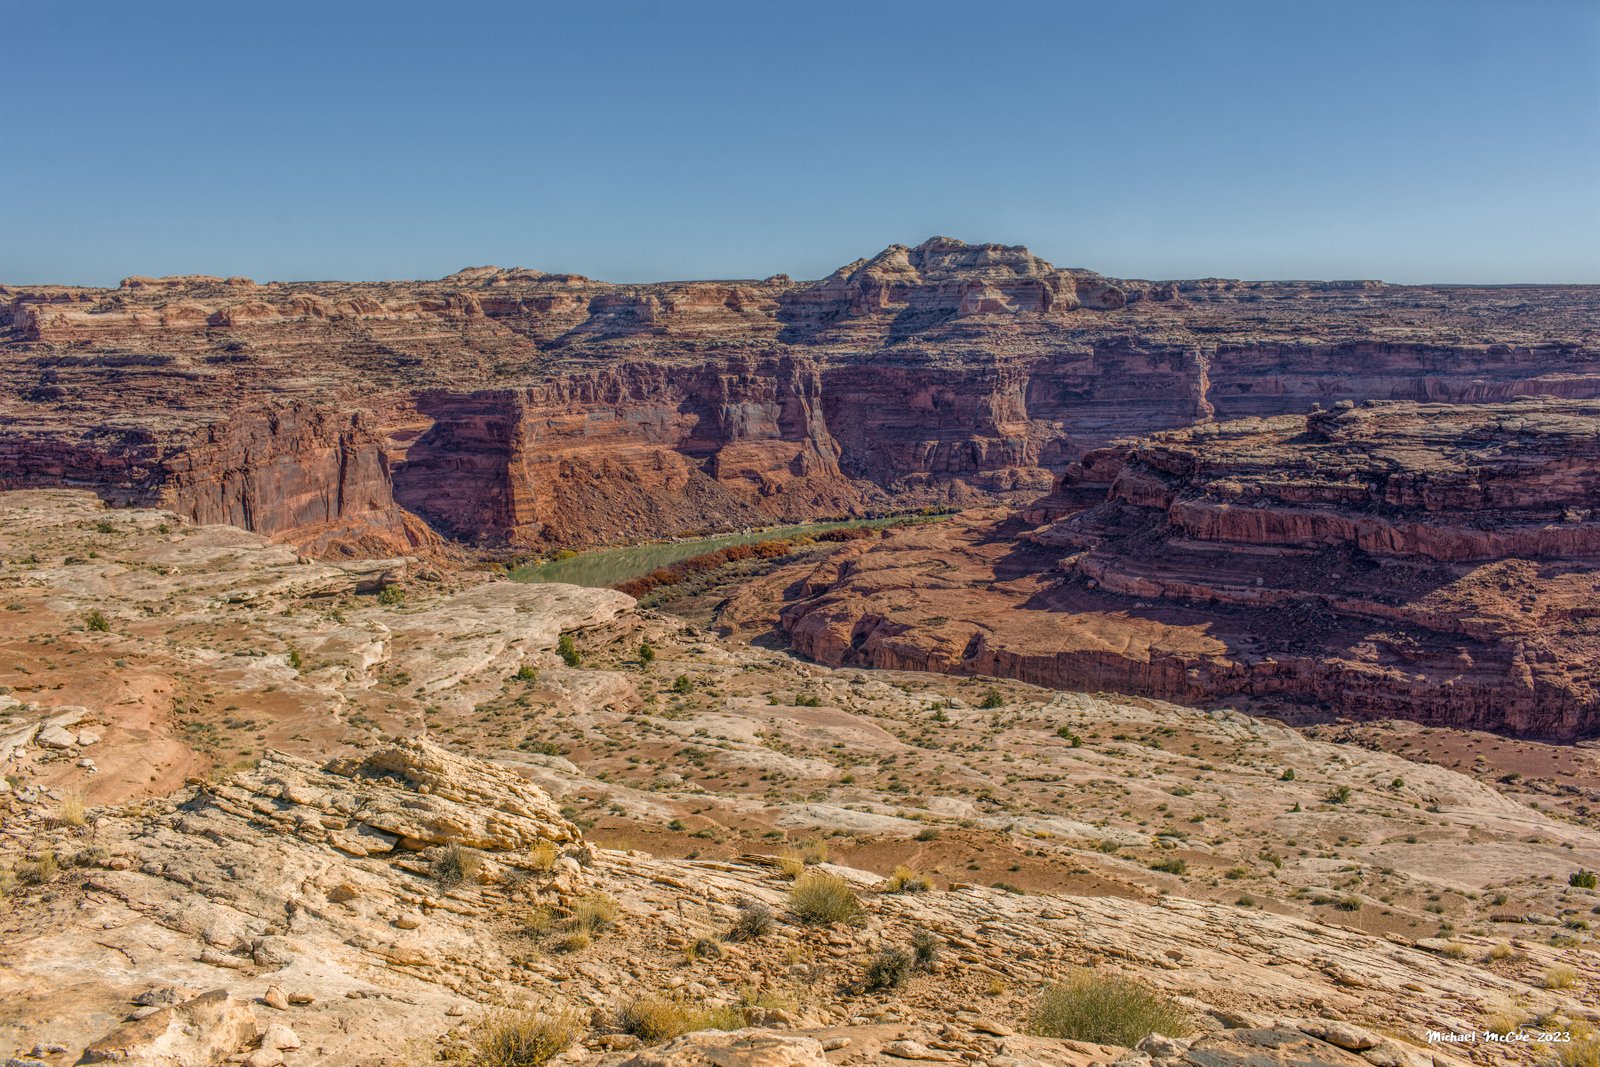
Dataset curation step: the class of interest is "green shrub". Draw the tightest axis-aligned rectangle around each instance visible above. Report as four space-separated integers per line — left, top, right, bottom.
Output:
85 609 110 633
1029 970 1193 1045
979 689 1005 709
1279 768 1295 781
1325 785 1352 804
515 664 539 682
557 634 581 667
790 871 863 926
1149 857 1187 875
794 693 821 707
863 946 913 991
376 585 405 606
1571 869 1598 889
638 641 656 666
287 648 303 670
671 674 693 694
470 1008 581 1066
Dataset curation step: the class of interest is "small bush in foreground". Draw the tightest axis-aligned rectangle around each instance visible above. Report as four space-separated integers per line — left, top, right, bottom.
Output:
910 928 942 970
1546 965 1579 990
863 946 913 991
614 996 743 1044
882 864 931 893
1572 869 1598 889
727 901 774 942
85 610 110 633
432 844 482 888
1029 970 1193 1046
557 634 581 667
469 1008 581 1066
790 871 862 926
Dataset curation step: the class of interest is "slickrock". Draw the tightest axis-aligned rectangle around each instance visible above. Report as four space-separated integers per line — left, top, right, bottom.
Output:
779 399 1600 735
6 490 1600 1066
3 239 1596 555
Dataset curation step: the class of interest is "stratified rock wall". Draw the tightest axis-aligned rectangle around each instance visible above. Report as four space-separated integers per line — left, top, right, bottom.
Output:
3 239 1598 552
780 399 1600 737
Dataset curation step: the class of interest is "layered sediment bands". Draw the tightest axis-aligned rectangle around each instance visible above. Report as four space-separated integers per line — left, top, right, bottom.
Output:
3 238 1599 554
393 357 856 547
0 403 434 557
779 400 1600 737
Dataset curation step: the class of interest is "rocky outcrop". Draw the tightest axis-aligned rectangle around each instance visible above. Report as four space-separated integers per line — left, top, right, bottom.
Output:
780 399 1600 736
3 240 1597 555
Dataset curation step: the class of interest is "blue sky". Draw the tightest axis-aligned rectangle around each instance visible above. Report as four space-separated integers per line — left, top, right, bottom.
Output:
3 0 1597 285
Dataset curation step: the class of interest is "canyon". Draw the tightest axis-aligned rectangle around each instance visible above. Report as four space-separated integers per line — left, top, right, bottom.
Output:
777 399 1600 737
3 239 1598 557
2 240 1598 735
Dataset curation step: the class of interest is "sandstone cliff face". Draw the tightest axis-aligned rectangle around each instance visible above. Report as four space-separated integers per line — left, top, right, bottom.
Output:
393 356 855 547
2 238 1598 554
780 399 1600 738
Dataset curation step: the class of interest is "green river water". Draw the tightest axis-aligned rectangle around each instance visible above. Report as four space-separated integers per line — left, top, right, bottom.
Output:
509 516 924 588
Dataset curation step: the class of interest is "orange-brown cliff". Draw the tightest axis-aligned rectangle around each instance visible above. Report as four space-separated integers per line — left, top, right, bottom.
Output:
779 399 1600 737
2 238 1598 558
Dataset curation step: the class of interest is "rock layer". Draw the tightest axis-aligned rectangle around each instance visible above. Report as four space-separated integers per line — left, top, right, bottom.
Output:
780 400 1600 736
3 239 1597 553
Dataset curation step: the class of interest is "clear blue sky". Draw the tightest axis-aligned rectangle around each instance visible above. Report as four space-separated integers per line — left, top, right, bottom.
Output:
3 0 1597 285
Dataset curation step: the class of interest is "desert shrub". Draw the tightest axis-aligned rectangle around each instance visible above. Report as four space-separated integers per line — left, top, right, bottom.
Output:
1279 768 1296 781
1485 942 1514 961
514 664 539 682
727 901 774 942
571 892 617 936
910 928 942 970
1571 869 1598 889
376 585 406 606
1554 1025 1600 1067
670 675 693 694
1484 1003 1525 1038
557 634 581 667
1029 970 1193 1046
1335 896 1362 912
527 839 559 873
432 844 483 888
15 852 60 885
687 937 722 962
863 946 913 991
914 827 941 842
53 790 87 828
794 693 822 707
470 1008 581 1066
882 864 931 893
777 840 827 878
1325 785 1352 804
790 871 862 926
614 996 743 1044
978 689 1005 709
1150 858 1187 875
638 641 656 666
1546 965 1579 990
85 610 110 633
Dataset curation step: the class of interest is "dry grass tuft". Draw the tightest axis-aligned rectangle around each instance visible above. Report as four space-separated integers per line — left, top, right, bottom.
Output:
614 996 744 1044
1030 969 1193 1046
790 871 862 926
469 1007 581 1066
